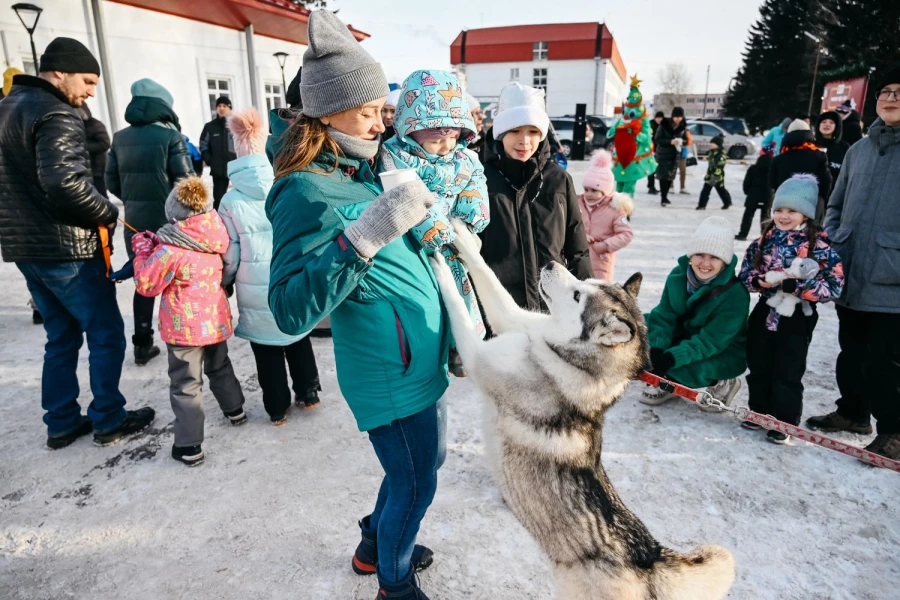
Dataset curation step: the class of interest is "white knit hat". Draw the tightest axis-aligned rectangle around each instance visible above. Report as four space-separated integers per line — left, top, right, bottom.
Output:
687 216 734 263
466 93 480 111
384 88 401 108
787 118 810 132
492 82 549 140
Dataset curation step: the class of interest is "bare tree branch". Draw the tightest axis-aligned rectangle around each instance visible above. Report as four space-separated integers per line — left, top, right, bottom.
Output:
655 63 693 115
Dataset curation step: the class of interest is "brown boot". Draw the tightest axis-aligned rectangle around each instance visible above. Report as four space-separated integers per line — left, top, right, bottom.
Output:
805 411 872 435
864 434 900 460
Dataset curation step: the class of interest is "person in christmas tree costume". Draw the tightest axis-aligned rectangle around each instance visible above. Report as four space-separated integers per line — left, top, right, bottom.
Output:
606 75 658 196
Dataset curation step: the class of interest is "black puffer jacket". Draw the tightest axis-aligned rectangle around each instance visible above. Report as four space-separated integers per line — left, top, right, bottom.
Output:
654 119 689 181
768 129 832 223
106 95 193 256
479 128 592 310
199 116 236 179
0 75 118 263
742 154 773 208
815 111 851 187
78 104 111 197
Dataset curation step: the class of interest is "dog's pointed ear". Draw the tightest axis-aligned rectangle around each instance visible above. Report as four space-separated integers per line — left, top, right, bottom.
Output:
623 273 642 298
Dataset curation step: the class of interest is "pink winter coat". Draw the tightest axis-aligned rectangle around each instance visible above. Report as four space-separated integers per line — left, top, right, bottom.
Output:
578 193 634 281
133 212 233 347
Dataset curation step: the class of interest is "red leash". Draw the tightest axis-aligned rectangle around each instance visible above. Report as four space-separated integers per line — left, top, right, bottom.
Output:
638 372 900 473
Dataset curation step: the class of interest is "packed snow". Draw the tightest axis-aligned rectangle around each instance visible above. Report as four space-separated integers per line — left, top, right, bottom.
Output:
1 159 897 600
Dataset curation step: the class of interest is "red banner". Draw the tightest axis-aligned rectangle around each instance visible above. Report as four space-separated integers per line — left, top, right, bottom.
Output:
822 77 868 112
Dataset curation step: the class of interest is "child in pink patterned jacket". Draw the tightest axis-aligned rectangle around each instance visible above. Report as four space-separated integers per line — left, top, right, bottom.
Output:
132 176 246 467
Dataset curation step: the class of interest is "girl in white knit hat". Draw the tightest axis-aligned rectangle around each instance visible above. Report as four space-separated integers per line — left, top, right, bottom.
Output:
642 216 750 410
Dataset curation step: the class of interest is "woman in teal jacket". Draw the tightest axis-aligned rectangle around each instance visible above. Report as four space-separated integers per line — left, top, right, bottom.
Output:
265 11 446 600
642 217 750 409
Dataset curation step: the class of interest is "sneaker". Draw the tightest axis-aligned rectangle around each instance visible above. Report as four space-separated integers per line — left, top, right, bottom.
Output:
695 206 706 210
864 434 900 460
701 379 741 413
47 416 92 450
735 235 748 241
740 420 763 431
172 444 204 467
93 407 155 447
270 413 287 426
354 515 434 576
679 189 691 195
639 385 678 406
722 203 732 210
766 430 790 445
805 411 872 435
648 188 659 195
224 407 248 426
298 390 320 409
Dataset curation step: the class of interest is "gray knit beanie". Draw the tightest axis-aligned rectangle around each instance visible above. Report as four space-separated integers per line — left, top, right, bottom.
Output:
300 11 388 118
773 174 818 220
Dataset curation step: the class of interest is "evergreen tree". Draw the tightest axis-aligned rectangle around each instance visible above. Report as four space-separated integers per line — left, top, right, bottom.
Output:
724 0 819 132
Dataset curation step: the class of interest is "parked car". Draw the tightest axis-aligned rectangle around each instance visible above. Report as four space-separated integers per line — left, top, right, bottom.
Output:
562 115 612 149
688 117 750 137
549 117 594 156
686 120 758 159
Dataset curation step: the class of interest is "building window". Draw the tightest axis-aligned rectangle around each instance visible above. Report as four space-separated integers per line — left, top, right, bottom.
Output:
207 77 233 117
264 82 284 112
533 41 548 61
510 68 519 81
533 68 547 91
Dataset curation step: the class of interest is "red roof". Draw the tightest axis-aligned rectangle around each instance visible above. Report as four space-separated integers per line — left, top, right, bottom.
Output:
451 22 626 81
108 0 370 45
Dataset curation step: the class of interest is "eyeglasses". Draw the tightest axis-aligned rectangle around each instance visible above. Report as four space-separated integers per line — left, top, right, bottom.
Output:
876 89 900 101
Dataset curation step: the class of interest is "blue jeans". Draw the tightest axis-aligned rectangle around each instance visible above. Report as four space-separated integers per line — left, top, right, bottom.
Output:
17 259 128 436
368 395 447 583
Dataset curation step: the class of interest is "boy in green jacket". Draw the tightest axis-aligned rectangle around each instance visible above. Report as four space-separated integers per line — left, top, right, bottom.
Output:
641 217 749 409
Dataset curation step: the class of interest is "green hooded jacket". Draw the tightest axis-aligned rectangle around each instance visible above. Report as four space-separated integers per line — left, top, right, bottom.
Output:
645 255 749 388
106 96 193 255
265 114 450 431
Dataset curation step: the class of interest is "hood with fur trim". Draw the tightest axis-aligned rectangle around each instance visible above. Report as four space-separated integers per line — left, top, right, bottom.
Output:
610 192 634 217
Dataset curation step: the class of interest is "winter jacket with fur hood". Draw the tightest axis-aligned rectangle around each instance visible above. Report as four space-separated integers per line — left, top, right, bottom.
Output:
133 210 233 347
578 193 633 281
479 128 592 310
825 118 900 313
645 255 750 389
768 129 832 222
815 111 851 187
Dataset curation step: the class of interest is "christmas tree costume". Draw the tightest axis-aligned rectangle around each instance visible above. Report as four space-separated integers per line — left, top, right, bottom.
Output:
606 75 657 196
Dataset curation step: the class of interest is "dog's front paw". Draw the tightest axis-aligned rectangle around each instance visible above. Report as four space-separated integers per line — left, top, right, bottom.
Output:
449 218 482 262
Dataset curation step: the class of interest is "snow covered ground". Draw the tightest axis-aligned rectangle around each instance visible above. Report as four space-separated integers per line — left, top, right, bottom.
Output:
1 159 897 600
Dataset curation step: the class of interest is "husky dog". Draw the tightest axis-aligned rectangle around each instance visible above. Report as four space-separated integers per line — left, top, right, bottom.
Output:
431 220 735 600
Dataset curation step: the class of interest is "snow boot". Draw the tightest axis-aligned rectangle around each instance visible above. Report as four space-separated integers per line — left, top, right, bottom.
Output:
864 434 900 460
648 187 659 195
805 411 872 435
639 385 677 406
172 444 204 467
93 407 155 447
375 570 431 600
740 420 763 431
702 379 741 413
224 407 248 426
47 416 92 450
353 516 434 576
766 430 790 445
133 333 161 366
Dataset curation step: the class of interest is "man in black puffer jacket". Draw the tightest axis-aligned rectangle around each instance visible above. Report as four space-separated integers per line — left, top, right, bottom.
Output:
0 38 154 450
200 96 237 208
768 119 832 223
107 78 193 365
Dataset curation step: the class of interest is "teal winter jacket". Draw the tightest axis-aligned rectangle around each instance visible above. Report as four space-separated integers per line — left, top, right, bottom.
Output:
220 154 307 346
265 119 450 431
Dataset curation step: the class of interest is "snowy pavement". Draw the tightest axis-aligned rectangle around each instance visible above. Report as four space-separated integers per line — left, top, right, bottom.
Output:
1 160 897 600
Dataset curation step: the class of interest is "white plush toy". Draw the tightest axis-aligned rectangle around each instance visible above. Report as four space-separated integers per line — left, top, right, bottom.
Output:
764 257 820 316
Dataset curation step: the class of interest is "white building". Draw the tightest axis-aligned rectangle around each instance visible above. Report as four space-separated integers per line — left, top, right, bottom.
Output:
653 92 727 119
0 0 370 140
450 22 628 118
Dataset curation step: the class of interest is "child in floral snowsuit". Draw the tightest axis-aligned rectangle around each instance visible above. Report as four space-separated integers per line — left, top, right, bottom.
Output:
380 70 489 373
739 174 843 444
132 177 246 466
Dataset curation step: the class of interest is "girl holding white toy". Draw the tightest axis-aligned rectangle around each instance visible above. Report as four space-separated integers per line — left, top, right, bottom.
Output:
739 174 844 444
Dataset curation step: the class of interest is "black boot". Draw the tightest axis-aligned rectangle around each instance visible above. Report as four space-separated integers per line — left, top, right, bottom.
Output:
375 570 431 600
353 515 434 576
47 416 92 450
133 332 161 366
93 407 155 447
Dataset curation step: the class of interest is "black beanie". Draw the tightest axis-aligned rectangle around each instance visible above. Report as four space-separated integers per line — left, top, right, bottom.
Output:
710 134 725 148
655 110 665 119
876 63 900 95
40 37 100 75
215 96 232 108
285 67 302 108
672 106 685 118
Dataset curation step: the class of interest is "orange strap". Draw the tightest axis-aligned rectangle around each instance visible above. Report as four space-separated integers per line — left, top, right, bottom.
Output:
99 225 112 277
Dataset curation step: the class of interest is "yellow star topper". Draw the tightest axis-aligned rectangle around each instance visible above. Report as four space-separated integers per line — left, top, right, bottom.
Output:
630 74 642 88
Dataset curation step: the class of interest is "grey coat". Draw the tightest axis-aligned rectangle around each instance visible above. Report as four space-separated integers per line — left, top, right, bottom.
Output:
824 119 900 313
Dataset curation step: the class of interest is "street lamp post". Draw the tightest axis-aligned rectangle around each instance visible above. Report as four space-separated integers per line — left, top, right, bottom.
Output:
804 31 826 116
12 3 43 74
273 52 288 106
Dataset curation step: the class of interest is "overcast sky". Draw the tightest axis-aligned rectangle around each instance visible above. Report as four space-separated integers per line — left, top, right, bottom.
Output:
333 0 765 105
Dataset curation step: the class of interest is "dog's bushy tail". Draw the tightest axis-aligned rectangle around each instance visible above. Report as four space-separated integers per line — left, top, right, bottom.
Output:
652 545 735 600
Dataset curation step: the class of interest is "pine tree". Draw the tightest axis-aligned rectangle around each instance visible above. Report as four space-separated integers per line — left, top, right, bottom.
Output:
724 0 819 132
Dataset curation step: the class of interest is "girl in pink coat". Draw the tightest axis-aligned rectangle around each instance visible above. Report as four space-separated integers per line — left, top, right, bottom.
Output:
131 176 246 467
578 150 635 281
